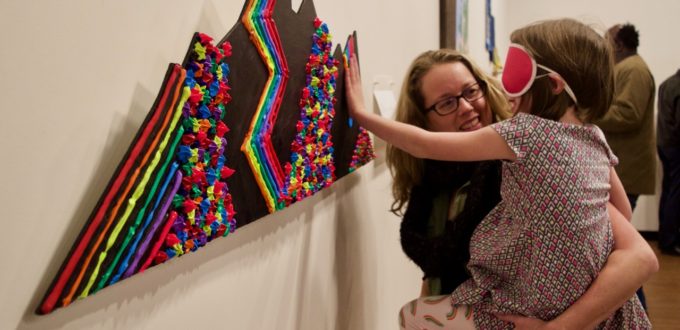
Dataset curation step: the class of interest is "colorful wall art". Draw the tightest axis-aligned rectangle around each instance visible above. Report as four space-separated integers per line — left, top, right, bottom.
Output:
38 0 374 315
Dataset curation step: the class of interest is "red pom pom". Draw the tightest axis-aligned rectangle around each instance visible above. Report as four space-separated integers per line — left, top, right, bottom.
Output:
182 199 197 213
165 234 180 247
154 251 168 264
216 224 227 236
221 166 235 178
221 42 233 57
205 213 217 226
216 121 229 137
213 181 225 197
198 33 213 44
182 133 196 145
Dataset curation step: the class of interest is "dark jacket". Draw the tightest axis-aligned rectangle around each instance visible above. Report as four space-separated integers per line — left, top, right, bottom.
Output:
400 160 502 294
658 69 680 148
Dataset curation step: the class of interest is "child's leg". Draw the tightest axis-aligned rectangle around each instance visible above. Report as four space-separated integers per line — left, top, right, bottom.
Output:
398 295 475 330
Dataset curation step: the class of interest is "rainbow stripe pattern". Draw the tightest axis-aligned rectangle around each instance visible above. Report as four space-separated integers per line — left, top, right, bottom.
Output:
38 33 235 314
241 0 289 212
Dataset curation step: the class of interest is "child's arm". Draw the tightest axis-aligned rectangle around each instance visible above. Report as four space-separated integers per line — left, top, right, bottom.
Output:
609 167 633 220
497 203 658 329
344 55 515 162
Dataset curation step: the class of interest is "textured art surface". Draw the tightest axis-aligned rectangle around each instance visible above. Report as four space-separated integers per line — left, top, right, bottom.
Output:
38 0 373 314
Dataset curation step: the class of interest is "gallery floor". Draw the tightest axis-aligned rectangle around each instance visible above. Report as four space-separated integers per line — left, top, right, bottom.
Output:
645 240 680 329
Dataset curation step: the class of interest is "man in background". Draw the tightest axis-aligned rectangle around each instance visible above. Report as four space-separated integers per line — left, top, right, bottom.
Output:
596 23 656 209
595 22 656 311
657 69 680 256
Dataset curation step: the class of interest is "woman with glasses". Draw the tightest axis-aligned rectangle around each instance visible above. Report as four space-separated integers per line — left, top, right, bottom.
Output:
389 49 510 299
380 49 656 329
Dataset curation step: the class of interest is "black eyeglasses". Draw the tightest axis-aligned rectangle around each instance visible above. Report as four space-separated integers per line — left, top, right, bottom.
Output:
424 82 486 116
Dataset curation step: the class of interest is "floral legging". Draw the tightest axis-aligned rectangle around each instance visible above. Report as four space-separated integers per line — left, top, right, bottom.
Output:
399 295 475 330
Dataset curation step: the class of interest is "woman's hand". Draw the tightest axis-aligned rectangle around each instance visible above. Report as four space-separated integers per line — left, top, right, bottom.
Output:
495 314 562 330
344 54 368 119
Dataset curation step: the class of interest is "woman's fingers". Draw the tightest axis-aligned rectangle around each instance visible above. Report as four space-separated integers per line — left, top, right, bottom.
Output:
495 314 549 330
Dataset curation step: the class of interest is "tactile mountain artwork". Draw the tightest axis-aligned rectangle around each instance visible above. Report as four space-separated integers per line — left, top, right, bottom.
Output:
38 0 374 314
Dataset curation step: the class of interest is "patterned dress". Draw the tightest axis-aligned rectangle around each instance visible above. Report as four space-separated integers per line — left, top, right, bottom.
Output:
450 113 650 329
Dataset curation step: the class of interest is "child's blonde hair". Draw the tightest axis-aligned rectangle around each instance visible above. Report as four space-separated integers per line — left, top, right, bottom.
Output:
510 18 615 123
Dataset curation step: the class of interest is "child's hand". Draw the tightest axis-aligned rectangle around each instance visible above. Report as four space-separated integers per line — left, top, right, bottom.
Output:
344 55 367 120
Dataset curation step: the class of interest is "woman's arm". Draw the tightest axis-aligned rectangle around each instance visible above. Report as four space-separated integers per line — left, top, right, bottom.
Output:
497 203 659 329
344 55 515 162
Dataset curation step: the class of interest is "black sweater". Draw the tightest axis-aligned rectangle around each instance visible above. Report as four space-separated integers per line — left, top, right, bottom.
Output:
400 160 502 294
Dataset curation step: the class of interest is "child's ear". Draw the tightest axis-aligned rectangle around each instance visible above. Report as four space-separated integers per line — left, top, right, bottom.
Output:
547 73 566 95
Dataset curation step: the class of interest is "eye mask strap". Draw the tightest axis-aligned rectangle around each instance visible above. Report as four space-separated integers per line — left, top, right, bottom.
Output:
536 64 578 104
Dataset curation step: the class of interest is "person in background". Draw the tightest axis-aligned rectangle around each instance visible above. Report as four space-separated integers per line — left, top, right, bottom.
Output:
596 22 656 211
657 68 680 256
594 22 656 310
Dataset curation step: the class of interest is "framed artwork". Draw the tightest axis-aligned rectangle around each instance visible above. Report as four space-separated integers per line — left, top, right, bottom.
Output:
439 0 468 51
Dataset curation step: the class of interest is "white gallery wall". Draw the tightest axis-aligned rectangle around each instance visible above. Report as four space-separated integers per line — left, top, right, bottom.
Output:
1 1 679 329
0 1 435 329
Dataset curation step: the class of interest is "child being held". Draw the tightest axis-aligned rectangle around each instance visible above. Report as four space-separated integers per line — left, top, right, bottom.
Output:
345 18 650 329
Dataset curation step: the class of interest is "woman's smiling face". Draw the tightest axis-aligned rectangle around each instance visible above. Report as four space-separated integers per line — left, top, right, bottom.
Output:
420 62 492 133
